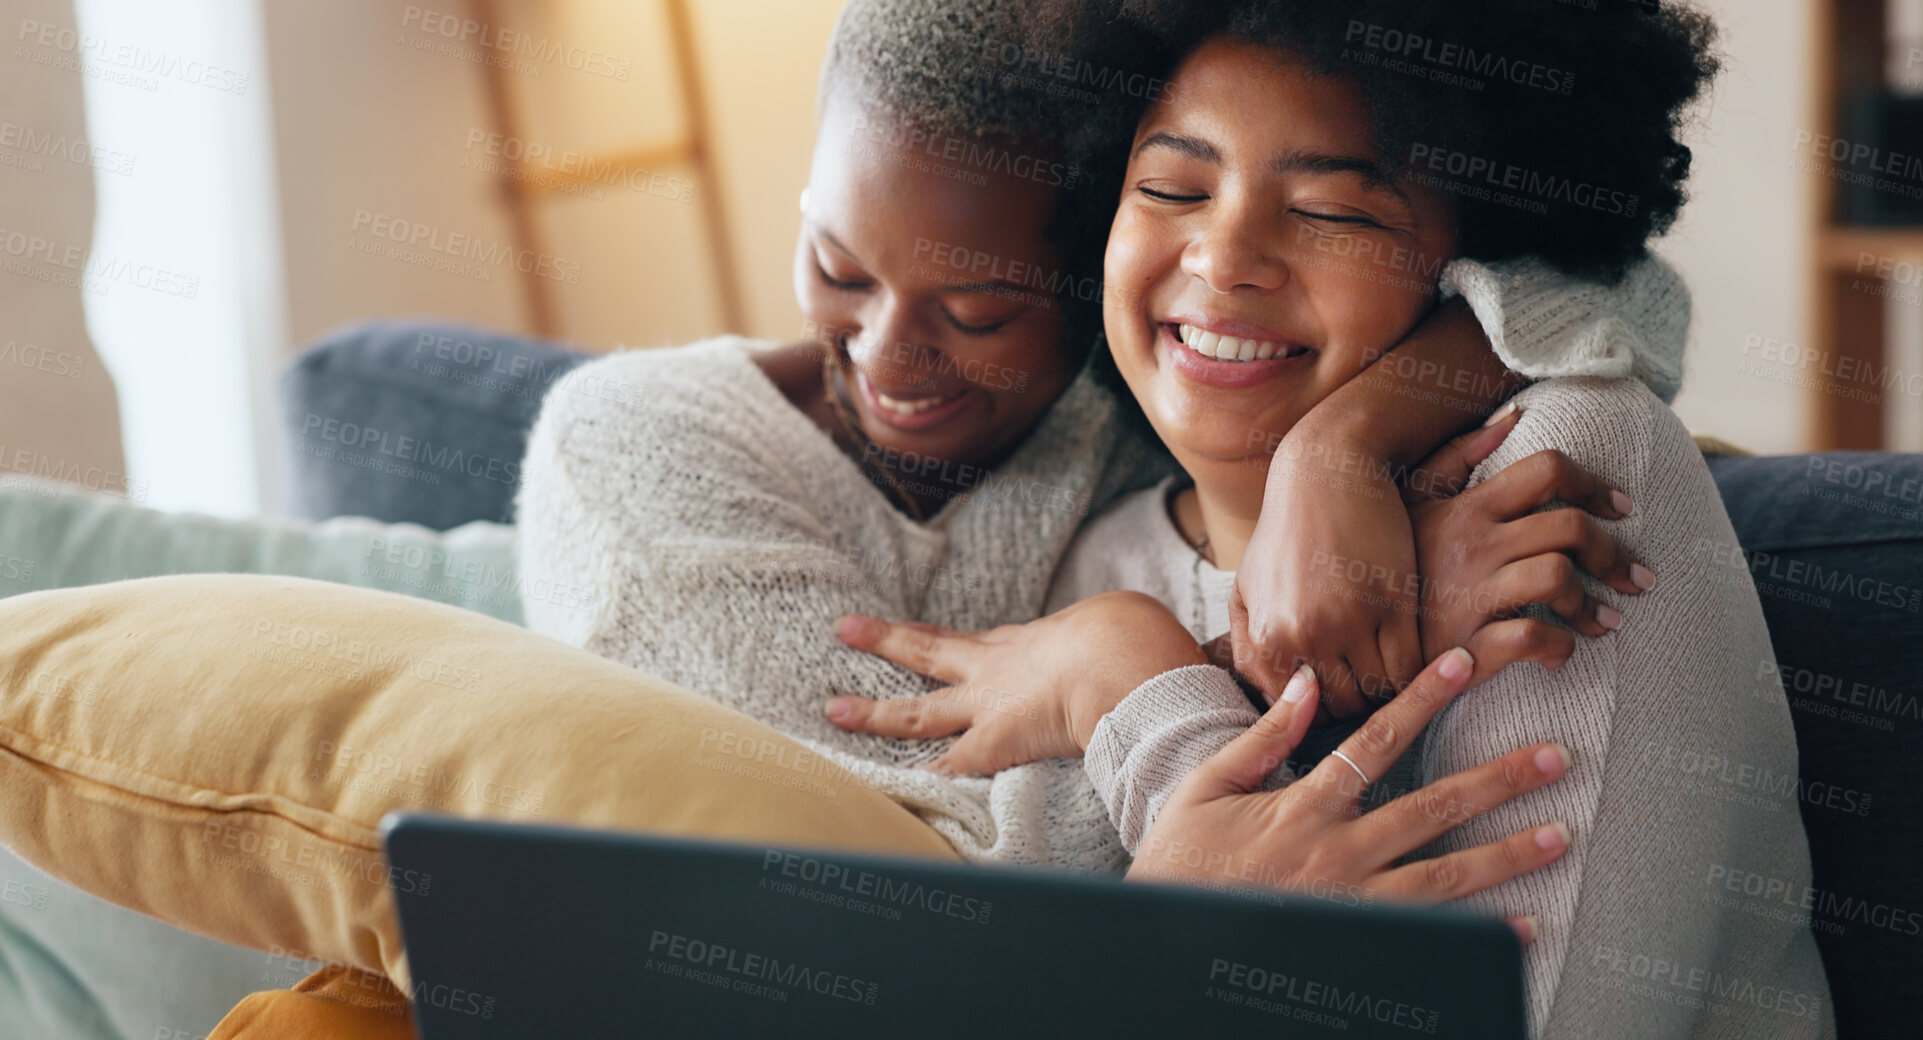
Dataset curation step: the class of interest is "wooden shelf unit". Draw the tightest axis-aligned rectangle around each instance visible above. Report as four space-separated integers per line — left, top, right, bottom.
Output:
1811 0 1907 450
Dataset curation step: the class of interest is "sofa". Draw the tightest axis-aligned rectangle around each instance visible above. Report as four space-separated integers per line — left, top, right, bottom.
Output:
0 319 1916 1038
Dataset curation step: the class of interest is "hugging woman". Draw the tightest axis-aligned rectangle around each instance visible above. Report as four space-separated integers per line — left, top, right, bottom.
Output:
819 1 1832 1037
515 0 1831 1036
521 0 1677 867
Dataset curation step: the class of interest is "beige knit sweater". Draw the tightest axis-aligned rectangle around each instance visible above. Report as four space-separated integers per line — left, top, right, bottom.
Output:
1058 378 1835 1040
515 256 1688 872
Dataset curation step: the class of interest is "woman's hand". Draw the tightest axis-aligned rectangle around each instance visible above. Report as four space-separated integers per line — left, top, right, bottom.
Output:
1227 433 1421 719
1406 413 1657 685
824 591 1208 776
1128 648 1570 929
1227 406 1643 713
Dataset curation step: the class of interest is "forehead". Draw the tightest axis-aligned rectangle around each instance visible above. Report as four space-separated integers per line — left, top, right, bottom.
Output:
810 100 1063 263
1140 39 1378 161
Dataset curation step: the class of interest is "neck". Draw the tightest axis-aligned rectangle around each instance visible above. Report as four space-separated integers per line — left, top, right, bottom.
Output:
1175 454 1270 572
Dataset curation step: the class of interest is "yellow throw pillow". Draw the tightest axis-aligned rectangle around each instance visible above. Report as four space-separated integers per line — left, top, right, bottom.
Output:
0 575 955 994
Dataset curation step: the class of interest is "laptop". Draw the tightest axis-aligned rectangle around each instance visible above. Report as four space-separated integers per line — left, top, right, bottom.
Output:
382 813 1527 1039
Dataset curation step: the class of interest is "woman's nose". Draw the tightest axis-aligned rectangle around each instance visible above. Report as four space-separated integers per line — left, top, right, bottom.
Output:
846 298 922 365
1182 205 1288 294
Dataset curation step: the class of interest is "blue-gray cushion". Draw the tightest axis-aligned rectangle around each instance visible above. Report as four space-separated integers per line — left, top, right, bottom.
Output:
1706 451 1923 1040
280 322 590 528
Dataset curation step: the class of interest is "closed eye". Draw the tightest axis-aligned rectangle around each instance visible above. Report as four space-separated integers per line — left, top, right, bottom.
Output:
1295 210 1380 228
943 309 1014 336
1139 186 1208 204
815 255 872 292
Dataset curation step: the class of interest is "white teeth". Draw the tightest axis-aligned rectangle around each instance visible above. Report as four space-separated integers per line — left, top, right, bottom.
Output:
876 391 958 415
1176 324 1289 363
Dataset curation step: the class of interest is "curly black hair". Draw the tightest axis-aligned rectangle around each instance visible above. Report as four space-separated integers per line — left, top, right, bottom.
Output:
1091 0 1721 284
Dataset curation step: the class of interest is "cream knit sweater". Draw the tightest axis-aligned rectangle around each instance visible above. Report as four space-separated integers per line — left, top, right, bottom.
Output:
516 256 1688 873
1060 380 1835 1040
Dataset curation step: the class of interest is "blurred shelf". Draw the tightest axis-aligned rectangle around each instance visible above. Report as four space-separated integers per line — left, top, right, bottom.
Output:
1821 226 1923 268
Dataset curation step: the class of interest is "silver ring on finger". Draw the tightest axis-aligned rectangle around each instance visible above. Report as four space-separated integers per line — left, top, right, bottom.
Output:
1330 749 1373 786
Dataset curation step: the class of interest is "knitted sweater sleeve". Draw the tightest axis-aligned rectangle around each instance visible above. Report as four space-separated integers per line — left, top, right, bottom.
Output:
514 346 934 727
1402 379 1829 1040
1083 380 1831 1040
1444 254 1691 403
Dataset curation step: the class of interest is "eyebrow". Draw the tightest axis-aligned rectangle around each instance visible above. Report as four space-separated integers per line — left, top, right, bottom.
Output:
1136 131 1407 200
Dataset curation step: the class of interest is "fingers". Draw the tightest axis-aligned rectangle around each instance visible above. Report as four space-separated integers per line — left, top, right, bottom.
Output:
1403 403 1522 504
1375 614 1426 699
824 687 974 740
1324 650 1386 720
1185 666 1318 799
1480 449 1633 524
1502 508 1655 598
1372 820 1570 904
1508 915 1539 947
1353 742 1572 853
1485 554 1611 637
1312 648 1475 797
1462 619 1576 683
835 615 969 684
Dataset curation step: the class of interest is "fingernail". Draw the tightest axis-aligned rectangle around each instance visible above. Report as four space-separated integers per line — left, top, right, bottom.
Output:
1482 401 1520 428
1535 821 1571 852
1595 604 1622 631
1535 743 1572 777
1610 489 1635 516
1513 915 1538 946
1630 564 1656 591
825 697 853 721
835 616 871 641
1280 664 1316 704
1438 647 1474 682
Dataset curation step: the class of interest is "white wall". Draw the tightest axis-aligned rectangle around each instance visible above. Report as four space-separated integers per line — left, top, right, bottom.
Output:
1662 0 1816 454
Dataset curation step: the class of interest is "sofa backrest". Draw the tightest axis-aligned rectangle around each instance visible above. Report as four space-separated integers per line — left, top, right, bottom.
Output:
1703 450 1923 1040
280 322 591 529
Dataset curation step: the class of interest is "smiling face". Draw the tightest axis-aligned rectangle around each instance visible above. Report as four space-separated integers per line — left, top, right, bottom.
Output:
794 97 1084 476
1103 38 1458 471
